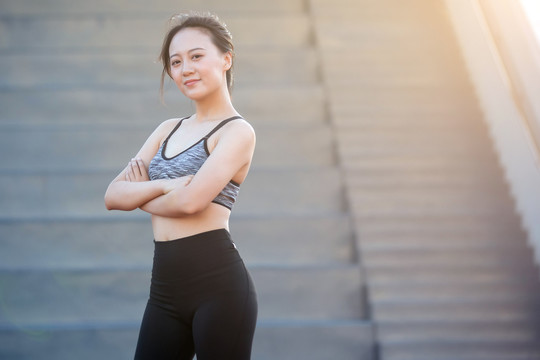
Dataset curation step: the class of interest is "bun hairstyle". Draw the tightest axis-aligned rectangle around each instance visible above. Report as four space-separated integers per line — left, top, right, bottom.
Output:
159 12 235 97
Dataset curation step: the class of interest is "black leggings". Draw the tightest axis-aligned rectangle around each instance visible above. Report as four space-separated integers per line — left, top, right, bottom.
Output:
134 229 258 360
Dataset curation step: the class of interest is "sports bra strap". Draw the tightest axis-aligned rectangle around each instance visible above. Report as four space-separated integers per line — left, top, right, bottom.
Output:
203 116 243 139
163 116 190 144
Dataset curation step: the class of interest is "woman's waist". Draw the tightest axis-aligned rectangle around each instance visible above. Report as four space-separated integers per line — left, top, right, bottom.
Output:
151 204 230 241
151 228 242 280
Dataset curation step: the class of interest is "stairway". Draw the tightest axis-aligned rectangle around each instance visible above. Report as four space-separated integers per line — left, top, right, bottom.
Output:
310 0 540 359
0 0 375 359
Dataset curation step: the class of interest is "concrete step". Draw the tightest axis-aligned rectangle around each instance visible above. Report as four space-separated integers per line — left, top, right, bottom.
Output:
339 153 503 172
316 28 461 52
327 46 463 67
377 319 540 343
311 3 450 25
0 123 335 171
340 152 503 170
0 168 345 219
0 0 306 16
0 266 365 327
348 193 516 219
311 0 446 20
380 339 540 360
0 214 355 270
328 94 482 121
369 281 540 302
354 215 525 237
362 247 535 269
366 266 540 285
0 320 375 360
231 215 355 266
0 325 138 360
357 232 530 251
314 7 451 25
333 85 479 106
322 54 468 83
253 320 375 360
348 187 513 205
253 265 366 321
337 129 494 155
337 138 495 159
339 142 495 159
255 124 336 168
314 20 459 51
0 15 311 51
372 299 540 322
320 69 470 89
315 30 459 56
331 110 483 125
345 168 507 189
0 86 326 127
0 49 318 89
364 262 539 280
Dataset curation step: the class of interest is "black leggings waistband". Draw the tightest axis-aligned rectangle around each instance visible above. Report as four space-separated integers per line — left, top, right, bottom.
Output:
151 228 241 281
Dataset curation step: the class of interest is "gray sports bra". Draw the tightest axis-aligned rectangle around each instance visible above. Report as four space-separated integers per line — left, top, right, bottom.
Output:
148 116 242 210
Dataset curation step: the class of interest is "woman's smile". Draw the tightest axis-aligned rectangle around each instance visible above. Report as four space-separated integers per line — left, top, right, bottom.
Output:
184 79 200 87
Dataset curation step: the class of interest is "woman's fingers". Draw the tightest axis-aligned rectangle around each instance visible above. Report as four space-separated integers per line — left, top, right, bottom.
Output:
136 158 149 180
125 162 133 181
129 159 139 177
126 158 149 182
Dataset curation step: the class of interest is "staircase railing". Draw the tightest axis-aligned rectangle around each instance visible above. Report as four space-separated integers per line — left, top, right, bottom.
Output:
476 0 540 168
444 0 540 268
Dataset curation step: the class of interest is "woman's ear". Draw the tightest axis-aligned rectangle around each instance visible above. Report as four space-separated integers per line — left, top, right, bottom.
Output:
223 52 232 71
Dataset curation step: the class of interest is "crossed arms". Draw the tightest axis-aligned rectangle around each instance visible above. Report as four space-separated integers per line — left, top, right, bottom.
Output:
104 119 255 217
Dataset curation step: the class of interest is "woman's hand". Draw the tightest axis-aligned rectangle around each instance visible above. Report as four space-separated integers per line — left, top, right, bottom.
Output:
125 158 149 182
163 175 194 194
139 175 194 216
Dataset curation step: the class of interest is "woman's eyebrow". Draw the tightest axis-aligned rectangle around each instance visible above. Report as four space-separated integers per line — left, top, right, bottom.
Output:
170 47 206 59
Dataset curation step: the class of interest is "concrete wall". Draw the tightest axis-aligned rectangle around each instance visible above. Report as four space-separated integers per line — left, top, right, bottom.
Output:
444 0 540 265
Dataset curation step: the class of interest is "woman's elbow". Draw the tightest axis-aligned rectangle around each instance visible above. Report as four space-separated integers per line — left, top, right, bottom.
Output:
104 196 121 211
104 192 136 211
104 198 122 211
104 190 115 210
174 194 207 216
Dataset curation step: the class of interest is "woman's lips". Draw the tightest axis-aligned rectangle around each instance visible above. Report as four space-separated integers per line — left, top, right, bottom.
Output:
184 79 199 86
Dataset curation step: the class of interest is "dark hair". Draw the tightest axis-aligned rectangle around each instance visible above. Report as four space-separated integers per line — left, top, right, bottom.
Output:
159 12 235 97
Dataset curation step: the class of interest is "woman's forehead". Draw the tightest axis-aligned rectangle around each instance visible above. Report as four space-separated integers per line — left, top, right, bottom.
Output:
169 28 213 54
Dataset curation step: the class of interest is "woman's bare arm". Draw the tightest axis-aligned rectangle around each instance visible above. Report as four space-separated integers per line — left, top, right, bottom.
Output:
104 120 177 211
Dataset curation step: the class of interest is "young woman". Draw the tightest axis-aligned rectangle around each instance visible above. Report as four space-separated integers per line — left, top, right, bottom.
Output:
104 13 257 360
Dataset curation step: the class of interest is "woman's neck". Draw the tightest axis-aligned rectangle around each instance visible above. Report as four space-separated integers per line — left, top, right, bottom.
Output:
193 87 237 122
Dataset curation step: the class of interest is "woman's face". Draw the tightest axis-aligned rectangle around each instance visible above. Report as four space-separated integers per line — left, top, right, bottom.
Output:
168 27 231 101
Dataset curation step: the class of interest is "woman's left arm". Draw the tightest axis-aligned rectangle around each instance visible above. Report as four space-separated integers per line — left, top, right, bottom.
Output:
140 120 256 217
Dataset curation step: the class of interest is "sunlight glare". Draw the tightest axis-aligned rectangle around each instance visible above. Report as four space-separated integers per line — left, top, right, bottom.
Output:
520 0 540 44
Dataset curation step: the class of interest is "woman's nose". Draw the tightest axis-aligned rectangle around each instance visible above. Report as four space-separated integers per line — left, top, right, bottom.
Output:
182 62 194 76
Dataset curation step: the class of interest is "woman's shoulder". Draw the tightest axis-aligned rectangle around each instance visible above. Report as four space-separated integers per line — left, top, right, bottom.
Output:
157 117 186 131
152 117 187 138
142 117 189 151
225 117 256 141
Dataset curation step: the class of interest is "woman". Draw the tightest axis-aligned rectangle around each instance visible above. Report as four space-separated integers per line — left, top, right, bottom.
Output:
104 12 257 360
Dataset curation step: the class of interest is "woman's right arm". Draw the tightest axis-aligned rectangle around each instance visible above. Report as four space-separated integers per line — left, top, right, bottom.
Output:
104 120 175 211
104 161 166 211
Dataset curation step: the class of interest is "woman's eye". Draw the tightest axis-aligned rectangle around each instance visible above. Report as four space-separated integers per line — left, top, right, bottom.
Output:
192 54 202 60
172 60 181 66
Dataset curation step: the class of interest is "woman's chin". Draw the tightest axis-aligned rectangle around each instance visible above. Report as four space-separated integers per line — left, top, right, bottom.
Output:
180 87 221 103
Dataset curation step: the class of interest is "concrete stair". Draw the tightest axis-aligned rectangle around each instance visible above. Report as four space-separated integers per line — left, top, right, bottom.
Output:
311 0 540 359
0 1 375 359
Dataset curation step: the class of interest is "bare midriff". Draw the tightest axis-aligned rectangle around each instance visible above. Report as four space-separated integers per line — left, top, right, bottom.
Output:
151 203 231 241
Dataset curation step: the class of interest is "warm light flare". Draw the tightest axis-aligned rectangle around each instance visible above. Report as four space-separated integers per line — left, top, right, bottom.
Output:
520 0 540 44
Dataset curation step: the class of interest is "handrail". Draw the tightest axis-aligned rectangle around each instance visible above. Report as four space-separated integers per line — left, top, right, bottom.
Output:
475 0 540 168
